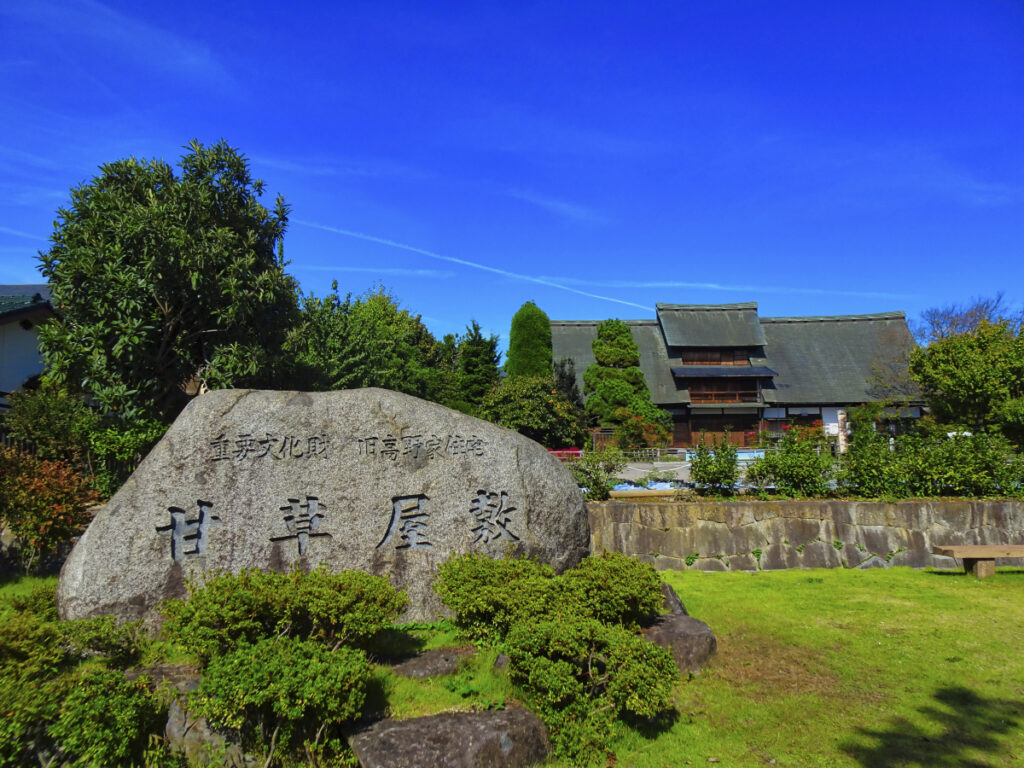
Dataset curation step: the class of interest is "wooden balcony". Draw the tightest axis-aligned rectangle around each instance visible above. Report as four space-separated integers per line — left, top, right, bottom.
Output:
689 390 760 404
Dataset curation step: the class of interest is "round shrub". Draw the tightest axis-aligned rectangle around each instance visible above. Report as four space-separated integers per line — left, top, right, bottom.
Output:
49 668 163 768
188 636 370 765
161 566 408 662
556 552 663 630
505 617 678 763
433 552 556 643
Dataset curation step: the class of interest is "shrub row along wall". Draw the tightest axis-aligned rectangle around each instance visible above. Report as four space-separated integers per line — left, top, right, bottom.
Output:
587 500 1024 572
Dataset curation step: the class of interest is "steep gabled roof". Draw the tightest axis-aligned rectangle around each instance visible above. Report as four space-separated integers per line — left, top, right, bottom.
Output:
761 312 916 404
550 320 690 406
656 302 766 347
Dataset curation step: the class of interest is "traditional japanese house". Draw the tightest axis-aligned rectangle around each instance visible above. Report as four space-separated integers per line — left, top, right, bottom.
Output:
551 302 919 447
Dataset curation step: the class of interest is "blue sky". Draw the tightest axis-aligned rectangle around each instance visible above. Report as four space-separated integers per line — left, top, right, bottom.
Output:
1 1 1022 348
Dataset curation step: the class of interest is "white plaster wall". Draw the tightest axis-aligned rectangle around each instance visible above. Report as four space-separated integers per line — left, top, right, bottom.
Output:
0 322 44 396
821 406 841 436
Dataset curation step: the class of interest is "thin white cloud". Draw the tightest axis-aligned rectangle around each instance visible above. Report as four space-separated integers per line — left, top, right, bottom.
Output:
506 188 603 223
0 226 47 242
294 219 652 312
539 277 914 301
3 0 233 87
754 135 1020 210
292 265 456 279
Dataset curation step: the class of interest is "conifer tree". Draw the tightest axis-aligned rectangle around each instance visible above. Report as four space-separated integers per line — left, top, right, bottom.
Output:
505 301 552 378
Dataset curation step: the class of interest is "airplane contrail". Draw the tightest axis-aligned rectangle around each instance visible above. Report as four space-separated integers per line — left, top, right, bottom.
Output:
293 219 652 312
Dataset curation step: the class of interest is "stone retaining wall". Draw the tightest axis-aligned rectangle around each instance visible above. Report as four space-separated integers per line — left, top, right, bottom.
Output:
587 500 1024 571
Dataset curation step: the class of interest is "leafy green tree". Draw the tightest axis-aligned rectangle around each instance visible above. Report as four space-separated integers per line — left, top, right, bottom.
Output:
505 301 552 378
478 376 586 448
689 432 739 495
745 424 835 497
2 382 100 467
288 283 451 402
565 446 625 501
909 320 1024 439
582 320 671 443
38 140 299 422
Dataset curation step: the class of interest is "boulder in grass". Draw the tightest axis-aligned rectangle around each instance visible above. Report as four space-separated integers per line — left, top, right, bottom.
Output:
58 388 590 624
349 706 550 768
643 613 717 674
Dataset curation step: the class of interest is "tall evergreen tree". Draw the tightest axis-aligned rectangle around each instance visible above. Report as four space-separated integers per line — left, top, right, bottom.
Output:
458 321 501 406
554 357 586 420
505 301 552 378
582 319 671 444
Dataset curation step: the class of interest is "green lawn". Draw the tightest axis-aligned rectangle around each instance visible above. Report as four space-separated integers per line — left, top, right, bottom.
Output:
4 569 1022 767
584 567 1024 768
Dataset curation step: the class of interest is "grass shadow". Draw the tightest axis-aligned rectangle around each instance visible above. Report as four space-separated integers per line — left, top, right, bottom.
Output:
620 706 680 740
366 626 428 663
927 568 1024 577
840 685 1022 767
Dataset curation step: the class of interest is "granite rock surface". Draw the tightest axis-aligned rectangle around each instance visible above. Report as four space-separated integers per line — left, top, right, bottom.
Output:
58 389 589 623
349 706 550 768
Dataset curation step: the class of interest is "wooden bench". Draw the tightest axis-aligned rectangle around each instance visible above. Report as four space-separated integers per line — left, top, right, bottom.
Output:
931 545 1024 579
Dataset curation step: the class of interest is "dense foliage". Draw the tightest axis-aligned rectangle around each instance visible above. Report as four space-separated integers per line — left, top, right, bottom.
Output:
189 636 369 766
161 567 408 662
435 552 677 763
0 448 99 572
288 284 443 399
162 568 406 766
432 553 557 643
745 424 836 497
38 140 299 422
49 668 165 767
451 321 502 409
689 433 739 495
505 617 678 763
909 320 1024 444
565 446 627 501
2 383 167 499
505 301 553 378
553 357 586 418
0 585 161 768
838 424 1024 499
582 319 671 446
477 375 586 448
741 415 1024 499
2 383 99 466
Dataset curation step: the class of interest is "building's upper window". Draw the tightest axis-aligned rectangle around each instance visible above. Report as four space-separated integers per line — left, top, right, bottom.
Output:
680 348 751 365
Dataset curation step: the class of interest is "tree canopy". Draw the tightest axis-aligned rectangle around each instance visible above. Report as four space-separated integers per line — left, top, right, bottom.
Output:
288 284 442 399
38 140 298 421
913 292 1024 345
478 376 586 449
505 301 552 378
288 286 500 413
909 319 1024 443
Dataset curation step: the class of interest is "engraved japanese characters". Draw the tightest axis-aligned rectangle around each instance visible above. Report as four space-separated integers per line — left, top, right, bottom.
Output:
58 388 590 623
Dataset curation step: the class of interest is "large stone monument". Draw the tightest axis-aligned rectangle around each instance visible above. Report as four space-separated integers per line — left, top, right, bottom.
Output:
57 389 589 624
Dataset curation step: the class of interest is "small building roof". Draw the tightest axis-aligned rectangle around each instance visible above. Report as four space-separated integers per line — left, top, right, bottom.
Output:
761 312 916 404
0 284 50 300
656 302 766 348
0 287 53 325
